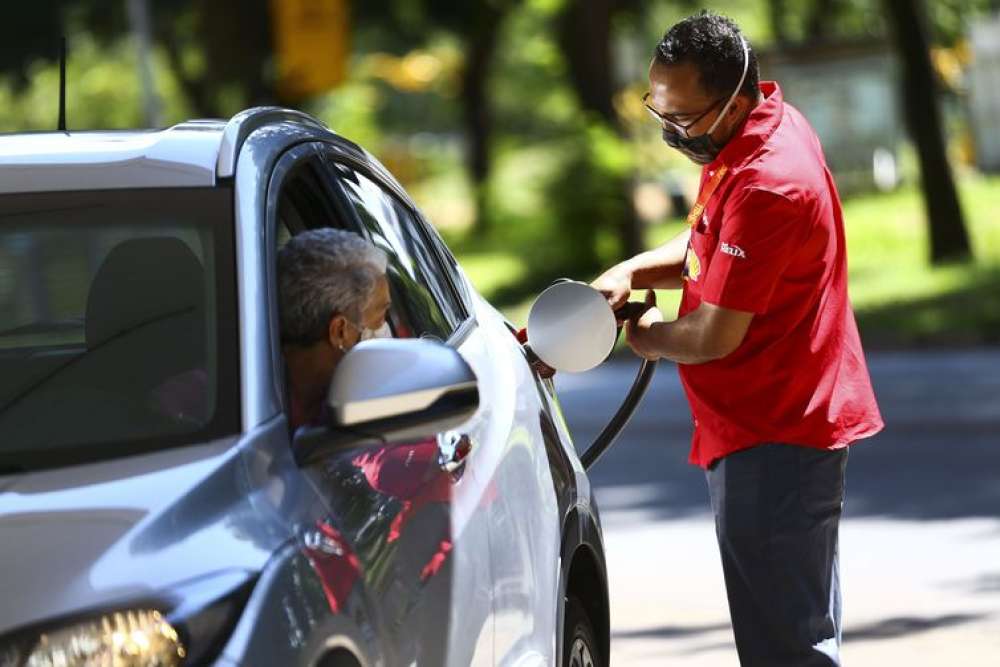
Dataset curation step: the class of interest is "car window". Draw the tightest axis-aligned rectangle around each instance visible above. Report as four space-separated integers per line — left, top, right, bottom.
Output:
332 165 457 341
268 153 365 413
275 158 347 239
415 209 474 315
0 187 239 470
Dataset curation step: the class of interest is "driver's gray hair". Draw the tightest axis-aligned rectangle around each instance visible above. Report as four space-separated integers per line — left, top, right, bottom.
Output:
277 228 388 345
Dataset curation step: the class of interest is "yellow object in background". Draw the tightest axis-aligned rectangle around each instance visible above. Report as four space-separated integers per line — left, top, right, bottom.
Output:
271 0 349 102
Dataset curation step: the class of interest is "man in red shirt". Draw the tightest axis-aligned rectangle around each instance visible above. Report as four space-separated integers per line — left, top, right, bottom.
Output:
593 11 883 666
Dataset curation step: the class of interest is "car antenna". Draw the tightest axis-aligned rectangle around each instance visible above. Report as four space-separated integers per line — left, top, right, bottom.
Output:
58 36 67 132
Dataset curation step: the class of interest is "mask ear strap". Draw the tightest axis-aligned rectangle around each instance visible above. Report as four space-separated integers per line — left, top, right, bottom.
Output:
706 38 751 135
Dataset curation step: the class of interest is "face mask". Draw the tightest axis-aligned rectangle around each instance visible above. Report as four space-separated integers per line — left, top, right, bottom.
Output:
359 321 391 342
662 126 723 165
662 39 751 165
338 319 391 352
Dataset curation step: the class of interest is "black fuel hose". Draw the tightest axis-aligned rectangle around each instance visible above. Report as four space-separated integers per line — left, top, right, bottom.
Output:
580 301 659 471
580 358 657 470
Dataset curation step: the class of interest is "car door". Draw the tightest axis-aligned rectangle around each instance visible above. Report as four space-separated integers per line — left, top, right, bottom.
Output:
412 209 563 665
267 151 485 666
315 156 499 666
264 144 462 666
325 156 561 665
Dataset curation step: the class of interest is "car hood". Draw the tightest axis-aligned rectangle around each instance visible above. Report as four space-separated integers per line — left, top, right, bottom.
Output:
0 436 289 636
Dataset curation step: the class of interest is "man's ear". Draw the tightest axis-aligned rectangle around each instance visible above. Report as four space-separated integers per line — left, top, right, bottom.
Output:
729 93 751 119
327 314 351 350
723 94 753 136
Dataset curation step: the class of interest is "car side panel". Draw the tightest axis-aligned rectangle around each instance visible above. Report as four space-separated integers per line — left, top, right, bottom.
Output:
458 296 561 665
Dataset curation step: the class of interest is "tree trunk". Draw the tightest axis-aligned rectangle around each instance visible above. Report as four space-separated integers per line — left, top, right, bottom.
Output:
156 0 274 118
558 0 618 128
806 0 840 42
883 0 972 264
460 5 505 237
557 0 643 260
767 0 790 45
200 0 275 109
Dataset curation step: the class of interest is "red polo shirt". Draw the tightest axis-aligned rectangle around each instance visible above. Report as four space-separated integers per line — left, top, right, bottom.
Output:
678 81 883 468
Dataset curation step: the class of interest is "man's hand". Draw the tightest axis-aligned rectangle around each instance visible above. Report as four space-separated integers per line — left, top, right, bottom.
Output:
625 290 665 360
591 267 632 311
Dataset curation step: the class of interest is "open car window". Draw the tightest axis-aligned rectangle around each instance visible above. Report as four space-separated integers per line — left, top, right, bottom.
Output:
330 164 459 342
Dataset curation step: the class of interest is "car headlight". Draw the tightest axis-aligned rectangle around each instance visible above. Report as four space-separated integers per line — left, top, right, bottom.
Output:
1 570 255 667
7 609 185 667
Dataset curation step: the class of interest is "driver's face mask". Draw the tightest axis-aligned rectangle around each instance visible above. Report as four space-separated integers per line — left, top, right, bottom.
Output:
359 321 391 342
337 318 391 352
661 39 751 165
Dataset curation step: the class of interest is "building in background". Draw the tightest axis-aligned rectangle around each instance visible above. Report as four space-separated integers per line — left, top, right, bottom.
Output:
759 42 902 193
968 13 1000 173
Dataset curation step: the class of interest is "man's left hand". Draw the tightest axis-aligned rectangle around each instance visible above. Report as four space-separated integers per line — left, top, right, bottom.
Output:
625 290 664 361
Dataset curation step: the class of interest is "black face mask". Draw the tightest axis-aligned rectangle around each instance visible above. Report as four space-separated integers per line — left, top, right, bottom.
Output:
661 127 723 165
659 38 751 166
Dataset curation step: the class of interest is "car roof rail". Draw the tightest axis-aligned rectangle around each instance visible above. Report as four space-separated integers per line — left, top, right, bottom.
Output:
216 107 330 178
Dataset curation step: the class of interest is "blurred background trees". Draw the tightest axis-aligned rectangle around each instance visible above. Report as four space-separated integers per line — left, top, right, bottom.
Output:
0 0 998 344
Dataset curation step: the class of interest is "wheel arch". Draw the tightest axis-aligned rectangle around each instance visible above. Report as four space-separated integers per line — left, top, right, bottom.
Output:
559 506 610 666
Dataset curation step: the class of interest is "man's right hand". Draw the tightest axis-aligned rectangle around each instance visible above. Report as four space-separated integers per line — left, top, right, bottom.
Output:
591 268 632 311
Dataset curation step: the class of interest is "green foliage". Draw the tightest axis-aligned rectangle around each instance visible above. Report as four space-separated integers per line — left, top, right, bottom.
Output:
543 121 635 278
644 173 1000 347
479 173 1000 342
0 33 191 132
311 79 385 154
0 0 995 351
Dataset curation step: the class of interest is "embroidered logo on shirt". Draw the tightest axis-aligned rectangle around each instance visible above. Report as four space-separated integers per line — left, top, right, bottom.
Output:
720 242 747 259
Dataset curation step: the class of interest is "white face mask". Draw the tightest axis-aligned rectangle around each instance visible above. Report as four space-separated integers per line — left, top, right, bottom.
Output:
359 321 391 342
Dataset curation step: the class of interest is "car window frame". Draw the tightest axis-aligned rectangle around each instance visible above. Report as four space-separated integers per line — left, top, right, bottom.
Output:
264 142 362 413
317 151 477 346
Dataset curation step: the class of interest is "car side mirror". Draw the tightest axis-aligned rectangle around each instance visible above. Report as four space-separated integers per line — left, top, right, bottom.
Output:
294 338 479 465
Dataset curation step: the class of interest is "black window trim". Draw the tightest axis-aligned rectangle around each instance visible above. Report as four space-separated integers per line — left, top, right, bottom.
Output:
264 142 362 413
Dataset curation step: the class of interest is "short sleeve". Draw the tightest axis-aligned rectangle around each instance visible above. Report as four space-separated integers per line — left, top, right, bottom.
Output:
701 187 810 314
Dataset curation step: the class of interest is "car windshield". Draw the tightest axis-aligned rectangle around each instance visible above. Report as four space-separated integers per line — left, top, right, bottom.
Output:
0 187 239 472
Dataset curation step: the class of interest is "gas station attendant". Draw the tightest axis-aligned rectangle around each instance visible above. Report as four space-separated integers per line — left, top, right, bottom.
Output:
591 11 884 667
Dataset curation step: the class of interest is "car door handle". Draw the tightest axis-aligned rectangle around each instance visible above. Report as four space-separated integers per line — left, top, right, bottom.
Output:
438 432 473 475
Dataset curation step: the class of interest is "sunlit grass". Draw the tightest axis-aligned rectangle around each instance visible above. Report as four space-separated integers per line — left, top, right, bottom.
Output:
454 173 1000 345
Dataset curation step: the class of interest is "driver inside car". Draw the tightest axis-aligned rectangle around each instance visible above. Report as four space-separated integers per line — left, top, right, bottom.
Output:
277 228 392 431
278 228 454 596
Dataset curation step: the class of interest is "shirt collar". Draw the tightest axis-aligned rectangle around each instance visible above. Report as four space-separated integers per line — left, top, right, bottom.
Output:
708 81 783 172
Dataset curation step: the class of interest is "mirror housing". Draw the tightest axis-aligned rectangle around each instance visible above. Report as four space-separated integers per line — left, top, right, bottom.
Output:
294 338 479 465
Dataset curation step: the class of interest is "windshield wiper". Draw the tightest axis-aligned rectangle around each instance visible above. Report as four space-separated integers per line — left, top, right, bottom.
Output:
0 306 195 417
0 318 84 338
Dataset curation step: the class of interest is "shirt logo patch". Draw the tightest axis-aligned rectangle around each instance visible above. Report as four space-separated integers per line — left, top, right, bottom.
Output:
683 246 702 282
720 242 747 259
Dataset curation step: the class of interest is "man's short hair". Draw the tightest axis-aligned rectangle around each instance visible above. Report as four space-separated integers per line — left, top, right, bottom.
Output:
654 11 760 100
277 228 388 346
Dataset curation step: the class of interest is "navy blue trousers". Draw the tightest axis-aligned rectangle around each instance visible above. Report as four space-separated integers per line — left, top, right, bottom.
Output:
707 443 848 667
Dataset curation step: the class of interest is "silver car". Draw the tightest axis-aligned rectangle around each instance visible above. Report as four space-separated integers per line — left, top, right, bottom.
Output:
0 108 608 667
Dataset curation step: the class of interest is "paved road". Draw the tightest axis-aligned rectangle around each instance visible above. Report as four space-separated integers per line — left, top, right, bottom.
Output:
555 349 1000 666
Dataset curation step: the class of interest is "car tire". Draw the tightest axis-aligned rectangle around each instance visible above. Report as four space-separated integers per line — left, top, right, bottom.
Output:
562 596 602 667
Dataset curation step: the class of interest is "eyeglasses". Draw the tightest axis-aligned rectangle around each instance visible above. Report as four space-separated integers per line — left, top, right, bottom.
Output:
642 92 726 138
